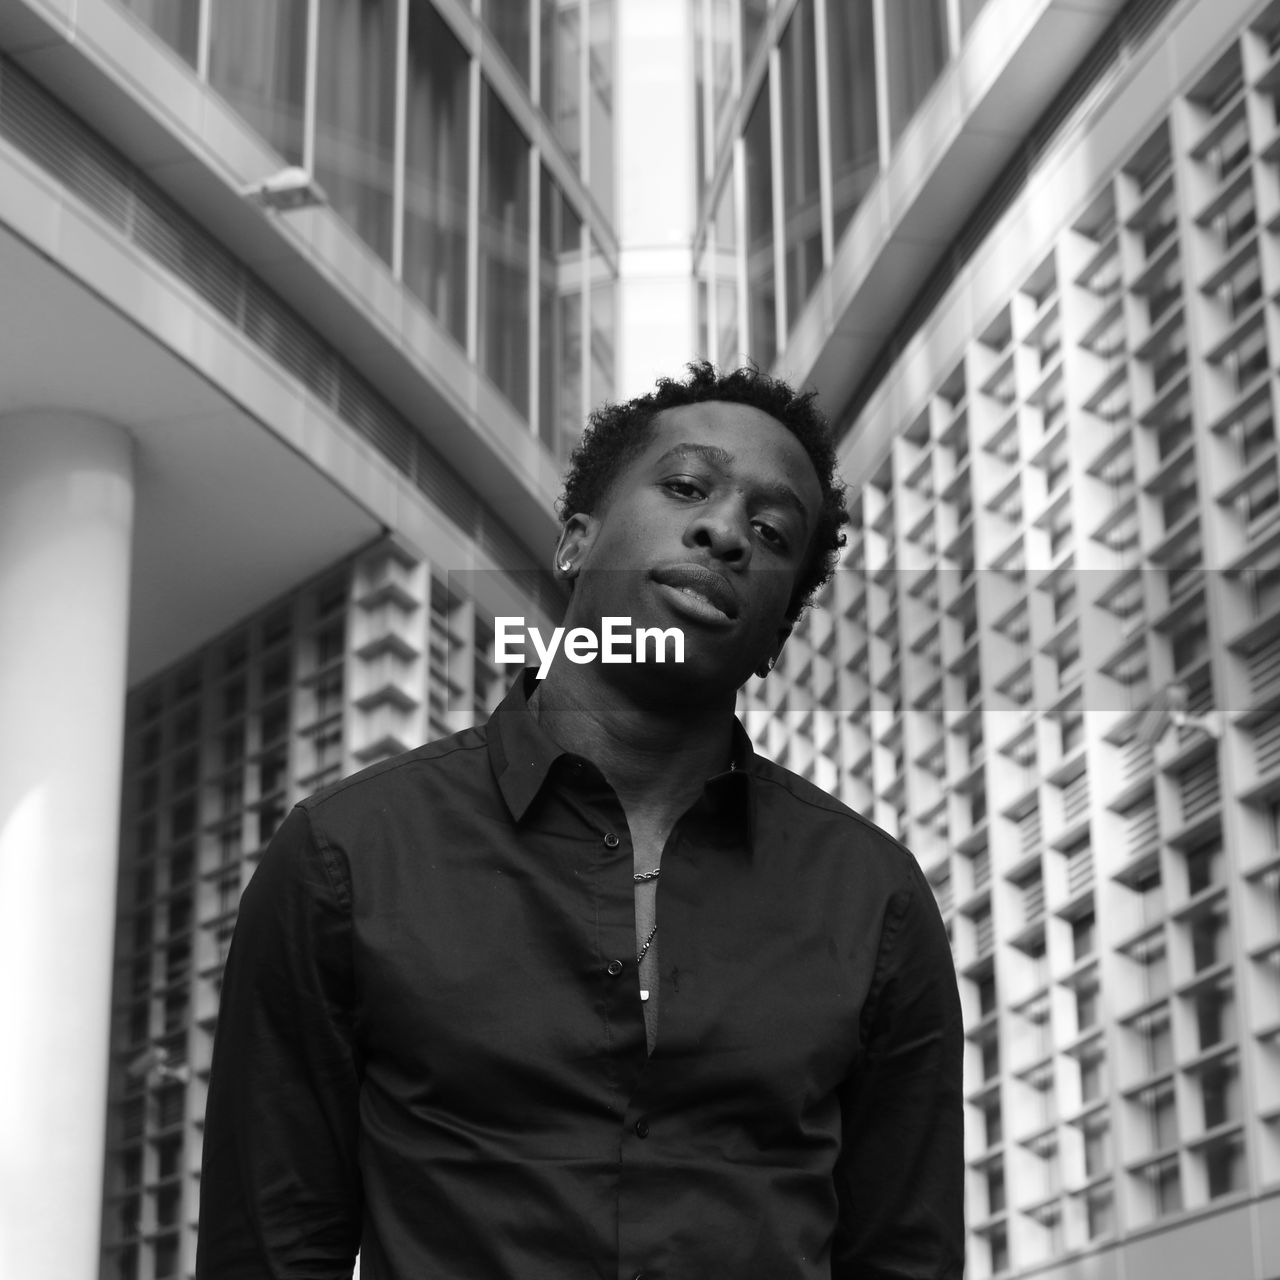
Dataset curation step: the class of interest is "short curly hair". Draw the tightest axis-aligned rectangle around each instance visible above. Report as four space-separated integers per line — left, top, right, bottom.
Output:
558 361 848 619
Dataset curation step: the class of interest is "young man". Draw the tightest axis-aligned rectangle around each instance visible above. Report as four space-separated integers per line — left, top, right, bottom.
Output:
197 363 964 1279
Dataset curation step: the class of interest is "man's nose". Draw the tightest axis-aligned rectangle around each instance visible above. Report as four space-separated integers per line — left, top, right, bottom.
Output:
686 501 751 563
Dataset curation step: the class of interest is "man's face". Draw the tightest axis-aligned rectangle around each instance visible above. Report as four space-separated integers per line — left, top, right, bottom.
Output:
557 400 824 698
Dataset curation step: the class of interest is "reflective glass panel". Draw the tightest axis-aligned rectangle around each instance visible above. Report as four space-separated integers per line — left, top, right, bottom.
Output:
693 0 706 186
209 0 308 163
711 0 735 143
543 0 582 166
118 0 199 64
484 0 531 85
827 0 878 239
404 4 470 343
884 0 949 144
714 178 738 367
780 0 821 324
744 83 776 367
588 0 616 220
540 170 584 456
315 0 397 263
559 219 585 461
480 86 532 416
589 235 616 411
741 0 769 75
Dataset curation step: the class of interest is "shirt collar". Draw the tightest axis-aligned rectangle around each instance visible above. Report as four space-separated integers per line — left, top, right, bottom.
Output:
486 670 757 847
487 669 568 823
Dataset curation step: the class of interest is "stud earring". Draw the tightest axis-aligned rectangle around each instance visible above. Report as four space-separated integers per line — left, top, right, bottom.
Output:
756 656 776 679
558 559 573 573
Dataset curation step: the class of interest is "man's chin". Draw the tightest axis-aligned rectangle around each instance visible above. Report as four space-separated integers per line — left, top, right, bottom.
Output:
600 646 752 708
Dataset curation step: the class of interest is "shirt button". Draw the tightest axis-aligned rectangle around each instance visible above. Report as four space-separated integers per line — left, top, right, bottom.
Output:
607 959 624 976
603 832 620 848
634 1118 649 1138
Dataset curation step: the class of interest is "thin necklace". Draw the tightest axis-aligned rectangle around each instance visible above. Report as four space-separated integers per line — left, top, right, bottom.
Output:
636 923 658 965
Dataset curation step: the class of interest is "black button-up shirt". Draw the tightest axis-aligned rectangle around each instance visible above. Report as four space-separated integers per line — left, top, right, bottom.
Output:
197 673 964 1279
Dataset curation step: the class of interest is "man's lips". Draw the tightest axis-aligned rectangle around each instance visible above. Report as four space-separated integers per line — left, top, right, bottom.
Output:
650 564 740 620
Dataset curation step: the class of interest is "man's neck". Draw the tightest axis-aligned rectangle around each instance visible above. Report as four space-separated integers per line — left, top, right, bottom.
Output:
529 665 736 829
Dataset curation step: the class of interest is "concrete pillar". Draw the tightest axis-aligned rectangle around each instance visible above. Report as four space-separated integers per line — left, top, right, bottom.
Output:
0 412 135 1279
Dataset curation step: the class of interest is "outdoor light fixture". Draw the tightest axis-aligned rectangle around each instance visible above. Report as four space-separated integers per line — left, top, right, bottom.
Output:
239 165 326 212
1133 682 1224 746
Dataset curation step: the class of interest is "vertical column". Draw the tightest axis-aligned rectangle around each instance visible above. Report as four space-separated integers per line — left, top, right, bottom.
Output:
0 412 135 1280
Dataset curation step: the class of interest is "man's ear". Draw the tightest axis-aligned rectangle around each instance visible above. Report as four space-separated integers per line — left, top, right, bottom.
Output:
553 513 598 580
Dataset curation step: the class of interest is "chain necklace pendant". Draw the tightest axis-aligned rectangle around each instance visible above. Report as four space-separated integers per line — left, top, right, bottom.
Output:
640 989 650 1001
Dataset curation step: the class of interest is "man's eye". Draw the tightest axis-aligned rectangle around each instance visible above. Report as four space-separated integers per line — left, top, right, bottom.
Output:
753 521 788 549
664 478 705 498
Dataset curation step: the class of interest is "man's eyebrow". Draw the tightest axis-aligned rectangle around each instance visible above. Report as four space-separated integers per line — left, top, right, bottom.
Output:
651 443 811 524
652 443 734 470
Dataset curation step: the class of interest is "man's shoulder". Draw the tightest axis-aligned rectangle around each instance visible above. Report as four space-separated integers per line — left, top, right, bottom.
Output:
298 721 490 820
750 753 921 872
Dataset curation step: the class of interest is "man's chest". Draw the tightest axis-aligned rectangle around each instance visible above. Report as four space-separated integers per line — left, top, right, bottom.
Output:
348 833 875 1140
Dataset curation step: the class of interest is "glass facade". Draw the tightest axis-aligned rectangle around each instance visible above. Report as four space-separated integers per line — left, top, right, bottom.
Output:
826 0 878 240
404 3 470 343
208 0 308 165
884 0 949 143
693 0 960 368
480 85 532 416
743 81 776 368
484 0 531 85
780 0 821 322
119 0 617 457
315 0 397 265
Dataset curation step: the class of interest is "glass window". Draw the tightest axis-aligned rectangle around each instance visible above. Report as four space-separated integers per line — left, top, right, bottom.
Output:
543 0 581 165
714 178 739 367
484 0 531 84
884 0 949 145
209 0 309 163
780 0 821 325
479 86 532 416
558 205 585 461
1196 984 1235 1051
539 171 584 456
1072 911 1096 960
588 0 616 221
1083 1116 1111 1178
117 0 200 65
1086 1183 1113 1237
1144 1080 1178 1150
1206 1134 1246 1198
711 0 736 143
315 0 397 263
1201 1057 1241 1129
694 0 706 187
589 236 616 412
744 83 776 366
827 0 878 238
741 0 769 74
404 4 470 344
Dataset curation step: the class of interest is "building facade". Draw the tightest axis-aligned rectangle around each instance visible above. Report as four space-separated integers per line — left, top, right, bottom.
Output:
0 2 628 1278
699 0 1280 1277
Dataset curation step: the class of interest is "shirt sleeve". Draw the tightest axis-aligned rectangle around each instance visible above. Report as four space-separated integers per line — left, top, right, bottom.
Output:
196 805 363 1280
831 855 966 1279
